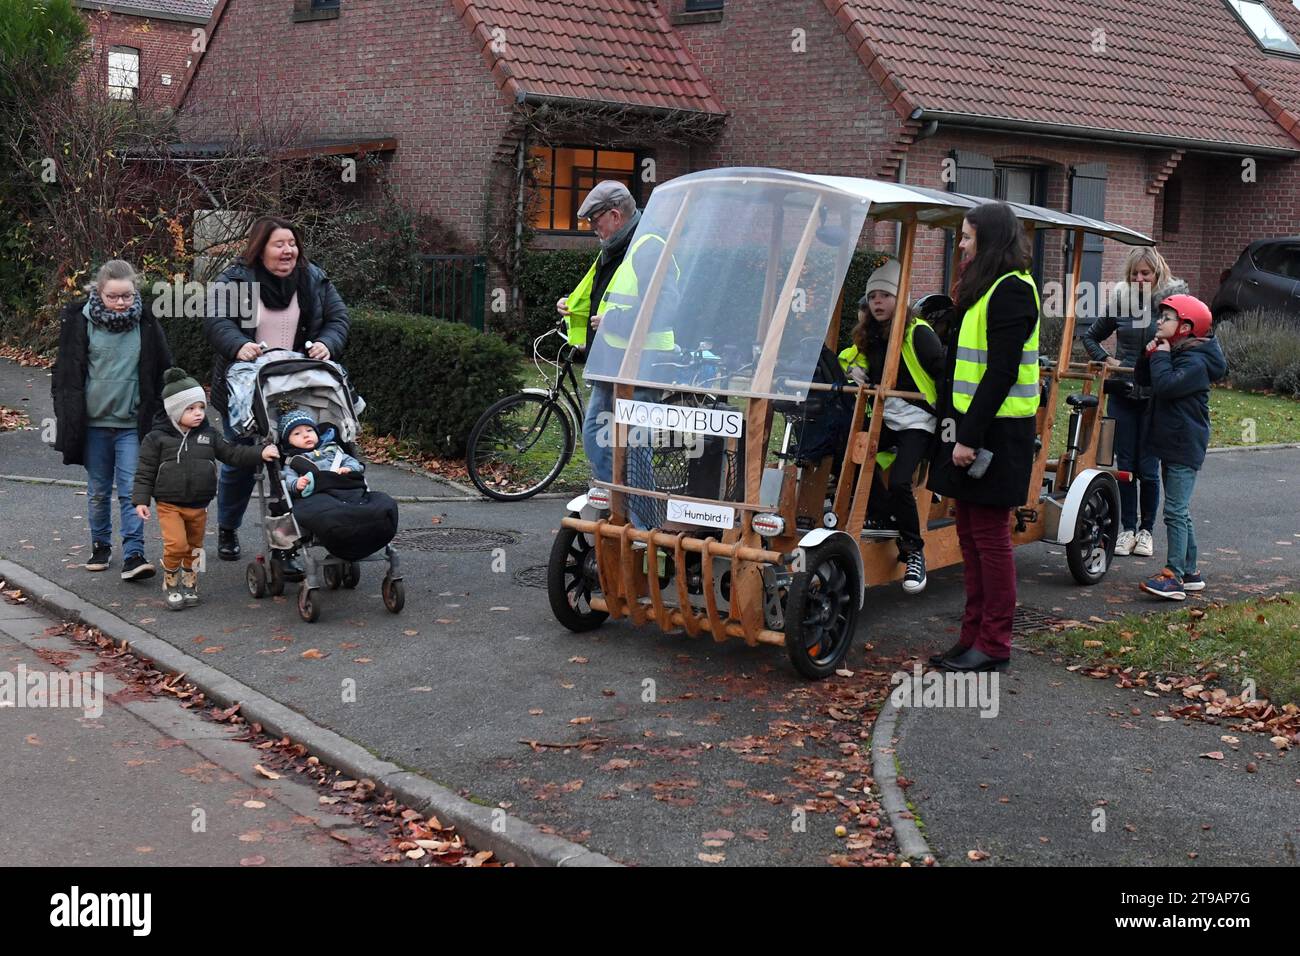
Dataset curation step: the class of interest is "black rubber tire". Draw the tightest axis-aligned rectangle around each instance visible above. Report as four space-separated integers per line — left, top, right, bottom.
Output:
784 537 861 680
323 565 341 590
1067 475 1120 586
297 584 320 623
382 576 405 613
342 561 360 589
268 560 286 597
547 519 608 632
246 562 267 599
466 392 574 501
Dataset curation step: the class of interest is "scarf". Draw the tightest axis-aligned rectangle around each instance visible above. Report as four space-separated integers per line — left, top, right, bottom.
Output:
599 209 640 264
253 260 317 332
84 290 143 333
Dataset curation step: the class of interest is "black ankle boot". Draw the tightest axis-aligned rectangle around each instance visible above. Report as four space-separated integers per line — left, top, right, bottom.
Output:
218 527 240 561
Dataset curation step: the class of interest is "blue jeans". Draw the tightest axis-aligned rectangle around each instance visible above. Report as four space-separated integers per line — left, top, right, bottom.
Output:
1110 394 1159 532
582 381 657 529
216 416 258 531
84 426 144 557
1161 461 1199 580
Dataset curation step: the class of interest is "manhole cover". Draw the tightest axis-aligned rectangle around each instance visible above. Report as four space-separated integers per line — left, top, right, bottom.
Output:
514 565 548 589
391 527 521 552
1012 605 1064 635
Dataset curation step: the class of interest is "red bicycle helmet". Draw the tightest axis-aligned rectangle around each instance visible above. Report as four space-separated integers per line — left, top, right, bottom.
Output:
1159 293 1212 338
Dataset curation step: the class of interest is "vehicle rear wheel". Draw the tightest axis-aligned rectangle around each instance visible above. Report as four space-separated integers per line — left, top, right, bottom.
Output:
784 538 860 680
1067 475 1120 585
547 518 608 632
268 560 286 597
467 392 574 501
323 564 341 590
342 562 361 589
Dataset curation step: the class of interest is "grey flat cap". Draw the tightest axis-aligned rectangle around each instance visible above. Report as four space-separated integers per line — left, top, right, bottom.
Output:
577 180 632 220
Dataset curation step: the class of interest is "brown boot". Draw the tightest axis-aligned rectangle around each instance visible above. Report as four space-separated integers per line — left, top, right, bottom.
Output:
163 568 184 611
181 569 200 607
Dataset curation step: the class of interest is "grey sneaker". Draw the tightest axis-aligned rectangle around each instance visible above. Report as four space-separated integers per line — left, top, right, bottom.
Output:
181 569 200 607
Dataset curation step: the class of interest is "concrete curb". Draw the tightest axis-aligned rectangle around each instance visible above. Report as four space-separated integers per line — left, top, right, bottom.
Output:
870 695 933 863
0 557 620 868
1204 441 1300 455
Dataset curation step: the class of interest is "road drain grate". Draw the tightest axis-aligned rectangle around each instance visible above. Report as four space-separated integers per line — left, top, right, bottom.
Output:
1012 605 1065 635
514 565 549 589
391 527 521 552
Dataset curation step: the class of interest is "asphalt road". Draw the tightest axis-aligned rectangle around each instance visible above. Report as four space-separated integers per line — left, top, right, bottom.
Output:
2 356 1297 865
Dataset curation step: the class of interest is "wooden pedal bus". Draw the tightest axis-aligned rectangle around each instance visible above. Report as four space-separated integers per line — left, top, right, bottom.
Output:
546 167 1154 678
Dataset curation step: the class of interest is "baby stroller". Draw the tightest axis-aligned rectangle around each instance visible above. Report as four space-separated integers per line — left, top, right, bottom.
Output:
238 349 404 622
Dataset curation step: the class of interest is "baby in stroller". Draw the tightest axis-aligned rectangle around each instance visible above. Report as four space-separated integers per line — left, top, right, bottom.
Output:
237 349 404 621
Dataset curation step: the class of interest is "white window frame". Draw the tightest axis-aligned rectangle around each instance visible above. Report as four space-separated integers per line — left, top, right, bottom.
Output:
1226 1 1300 55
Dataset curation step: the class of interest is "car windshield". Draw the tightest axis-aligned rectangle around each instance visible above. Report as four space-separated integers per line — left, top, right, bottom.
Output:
583 169 870 402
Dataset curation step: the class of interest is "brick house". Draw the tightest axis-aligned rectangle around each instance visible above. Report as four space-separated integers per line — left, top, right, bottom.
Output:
76 0 215 107
174 0 1300 324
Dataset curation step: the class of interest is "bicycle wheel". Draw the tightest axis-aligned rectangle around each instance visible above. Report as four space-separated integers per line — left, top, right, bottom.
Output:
467 391 575 501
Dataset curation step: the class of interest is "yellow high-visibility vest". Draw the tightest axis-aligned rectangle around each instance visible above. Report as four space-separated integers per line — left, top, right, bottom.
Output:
562 233 677 352
951 271 1041 418
837 318 939 471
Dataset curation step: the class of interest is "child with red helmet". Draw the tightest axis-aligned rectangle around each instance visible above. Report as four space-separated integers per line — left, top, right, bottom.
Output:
1134 293 1227 600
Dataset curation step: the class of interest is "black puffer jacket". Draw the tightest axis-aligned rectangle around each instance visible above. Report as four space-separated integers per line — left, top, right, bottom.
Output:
132 414 269 507
202 261 350 416
50 300 173 467
1082 279 1189 371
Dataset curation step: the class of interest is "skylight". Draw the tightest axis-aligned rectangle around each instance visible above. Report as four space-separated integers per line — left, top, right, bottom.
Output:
1227 0 1300 54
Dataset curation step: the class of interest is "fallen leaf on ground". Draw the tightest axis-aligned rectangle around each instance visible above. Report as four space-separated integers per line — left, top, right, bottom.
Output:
254 764 281 780
1199 751 1225 761
300 648 328 660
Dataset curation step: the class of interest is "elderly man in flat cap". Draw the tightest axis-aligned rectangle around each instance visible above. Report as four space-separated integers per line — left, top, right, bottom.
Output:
557 181 677 506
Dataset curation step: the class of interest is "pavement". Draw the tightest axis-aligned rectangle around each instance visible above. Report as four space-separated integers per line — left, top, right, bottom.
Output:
2 354 1298 866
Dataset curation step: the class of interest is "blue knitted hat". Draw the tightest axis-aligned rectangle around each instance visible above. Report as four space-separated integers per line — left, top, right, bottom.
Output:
280 408 318 445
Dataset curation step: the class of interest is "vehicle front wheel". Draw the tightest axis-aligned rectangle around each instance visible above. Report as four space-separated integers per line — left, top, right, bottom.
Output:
784 537 861 679
297 584 320 623
1067 475 1120 585
547 518 608 632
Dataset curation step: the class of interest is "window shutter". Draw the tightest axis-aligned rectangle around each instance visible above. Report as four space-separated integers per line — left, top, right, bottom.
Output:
949 150 995 198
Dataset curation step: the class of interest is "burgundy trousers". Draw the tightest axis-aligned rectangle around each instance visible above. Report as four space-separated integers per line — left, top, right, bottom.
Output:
955 500 1016 659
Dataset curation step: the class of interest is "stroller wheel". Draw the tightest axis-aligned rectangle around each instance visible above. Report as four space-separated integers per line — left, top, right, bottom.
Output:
382 576 405 614
297 583 320 623
268 560 286 597
246 561 267 599
323 565 341 590
342 562 361 589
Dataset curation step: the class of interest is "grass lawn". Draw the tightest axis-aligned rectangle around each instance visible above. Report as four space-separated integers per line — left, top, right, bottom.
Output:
1048 379 1300 459
1023 593 1300 706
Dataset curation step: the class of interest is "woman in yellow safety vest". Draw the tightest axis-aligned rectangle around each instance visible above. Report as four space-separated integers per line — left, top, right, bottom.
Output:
928 202 1041 674
838 259 947 596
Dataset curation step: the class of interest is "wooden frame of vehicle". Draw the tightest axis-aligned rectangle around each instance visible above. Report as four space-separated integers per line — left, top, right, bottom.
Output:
548 168 1155 679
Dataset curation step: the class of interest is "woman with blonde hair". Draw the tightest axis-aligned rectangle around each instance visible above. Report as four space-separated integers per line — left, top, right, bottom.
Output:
1082 246 1188 557
51 259 173 580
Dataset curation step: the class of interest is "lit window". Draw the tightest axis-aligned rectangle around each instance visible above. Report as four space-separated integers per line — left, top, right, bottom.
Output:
1226 1 1300 54
528 146 640 232
108 46 139 100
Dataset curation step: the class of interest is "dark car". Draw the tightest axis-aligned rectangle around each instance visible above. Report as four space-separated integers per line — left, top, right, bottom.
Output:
1211 236 1300 320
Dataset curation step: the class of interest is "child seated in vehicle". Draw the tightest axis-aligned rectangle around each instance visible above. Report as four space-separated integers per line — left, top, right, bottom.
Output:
838 260 948 595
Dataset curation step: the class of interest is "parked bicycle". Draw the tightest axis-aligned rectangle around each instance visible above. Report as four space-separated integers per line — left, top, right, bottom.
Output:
467 324 586 501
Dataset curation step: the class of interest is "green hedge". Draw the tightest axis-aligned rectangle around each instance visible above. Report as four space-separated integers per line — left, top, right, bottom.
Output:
515 246 892 354
1216 311 1300 397
159 308 520 457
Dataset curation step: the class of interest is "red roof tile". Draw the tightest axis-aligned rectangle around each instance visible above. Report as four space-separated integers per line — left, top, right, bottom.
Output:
453 0 723 114
828 0 1300 150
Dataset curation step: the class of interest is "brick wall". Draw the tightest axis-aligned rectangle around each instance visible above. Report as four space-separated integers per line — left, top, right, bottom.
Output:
1199 154 1300 304
181 0 515 246
81 10 198 107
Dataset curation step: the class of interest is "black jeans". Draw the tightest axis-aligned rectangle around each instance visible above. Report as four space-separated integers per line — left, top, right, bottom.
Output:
867 423 933 559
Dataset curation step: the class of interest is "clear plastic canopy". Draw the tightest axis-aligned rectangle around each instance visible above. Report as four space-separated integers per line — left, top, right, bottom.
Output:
582 168 1153 402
